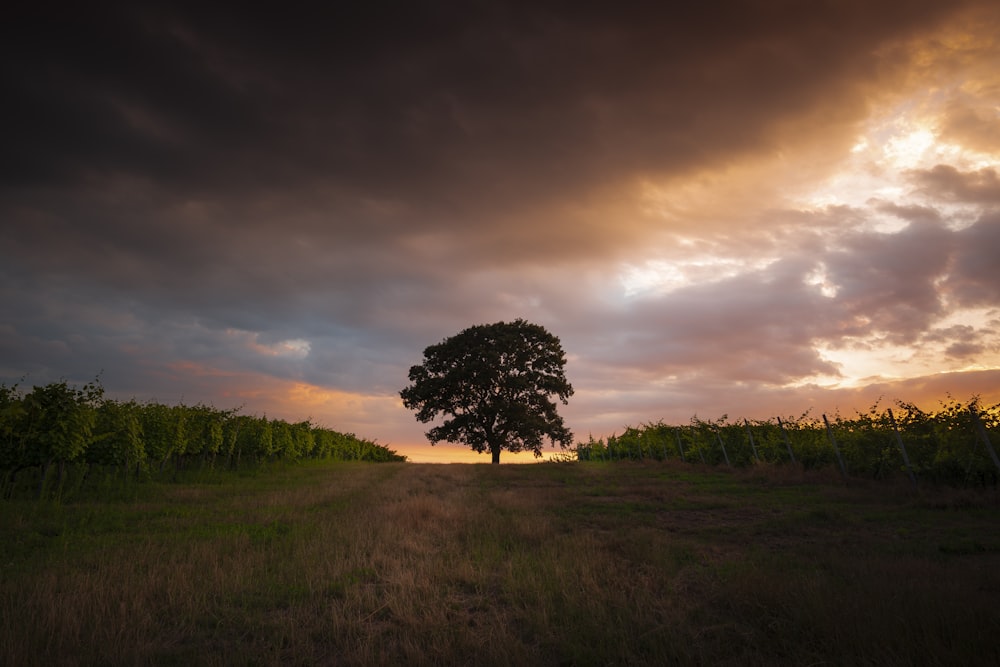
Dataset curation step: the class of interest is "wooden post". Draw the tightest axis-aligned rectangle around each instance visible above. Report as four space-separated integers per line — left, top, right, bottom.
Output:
822 414 848 480
715 427 731 467
970 407 1000 475
887 409 917 487
674 428 686 463
744 419 760 463
777 417 796 464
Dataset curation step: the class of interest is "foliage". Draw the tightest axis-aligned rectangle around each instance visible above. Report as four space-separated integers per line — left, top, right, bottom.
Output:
90 399 146 474
575 396 1000 487
400 319 574 463
0 378 404 500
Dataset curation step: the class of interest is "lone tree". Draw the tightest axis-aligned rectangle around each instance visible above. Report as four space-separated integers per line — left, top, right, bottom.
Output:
400 319 574 464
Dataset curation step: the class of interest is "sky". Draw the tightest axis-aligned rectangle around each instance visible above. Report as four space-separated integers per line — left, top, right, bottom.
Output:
2 1 1000 463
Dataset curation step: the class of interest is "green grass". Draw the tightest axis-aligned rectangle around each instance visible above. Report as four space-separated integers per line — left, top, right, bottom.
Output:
2 460 999 665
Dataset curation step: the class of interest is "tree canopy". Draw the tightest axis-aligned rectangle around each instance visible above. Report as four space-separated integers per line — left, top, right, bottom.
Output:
400 319 574 463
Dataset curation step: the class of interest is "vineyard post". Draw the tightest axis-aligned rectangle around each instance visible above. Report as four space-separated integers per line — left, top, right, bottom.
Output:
674 427 686 462
743 419 760 463
715 426 731 467
887 409 917 487
776 417 796 464
969 407 1000 474
822 414 848 480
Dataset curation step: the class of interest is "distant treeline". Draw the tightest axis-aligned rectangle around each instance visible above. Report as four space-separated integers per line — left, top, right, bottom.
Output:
1 378 405 499
576 397 1000 487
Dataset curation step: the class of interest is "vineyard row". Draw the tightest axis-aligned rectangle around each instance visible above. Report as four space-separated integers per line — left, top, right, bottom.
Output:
0 378 404 499
575 397 1000 487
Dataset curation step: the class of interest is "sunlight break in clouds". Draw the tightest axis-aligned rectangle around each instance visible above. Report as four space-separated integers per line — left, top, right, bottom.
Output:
608 23 1000 410
226 329 312 360
619 256 780 298
3 2 1000 462
802 107 985 217
803 264 839 299
797 94 1000 390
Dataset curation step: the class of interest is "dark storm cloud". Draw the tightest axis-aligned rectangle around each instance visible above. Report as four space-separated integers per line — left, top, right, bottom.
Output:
2 0 986 305
3 1 1000 456
3 1 976 198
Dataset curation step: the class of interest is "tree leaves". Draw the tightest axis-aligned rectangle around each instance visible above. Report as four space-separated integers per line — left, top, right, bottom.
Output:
400 319 574 463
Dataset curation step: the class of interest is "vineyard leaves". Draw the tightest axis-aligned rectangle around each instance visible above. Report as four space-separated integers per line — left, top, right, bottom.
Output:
0 379 404 499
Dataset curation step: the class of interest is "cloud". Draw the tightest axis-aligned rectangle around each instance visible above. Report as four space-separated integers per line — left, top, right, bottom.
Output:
2 2 1000 459
910 165 1000 203
823 219 953 342
945 212 1000 306
3 3 981 195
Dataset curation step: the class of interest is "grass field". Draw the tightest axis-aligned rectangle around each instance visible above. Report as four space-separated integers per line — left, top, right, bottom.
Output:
2 461 999 666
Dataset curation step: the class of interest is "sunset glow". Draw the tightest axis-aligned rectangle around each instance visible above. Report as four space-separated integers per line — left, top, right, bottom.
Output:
3 2 999 461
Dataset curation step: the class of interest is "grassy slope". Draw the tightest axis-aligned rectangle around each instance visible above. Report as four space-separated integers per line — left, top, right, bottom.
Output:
1 461 999 666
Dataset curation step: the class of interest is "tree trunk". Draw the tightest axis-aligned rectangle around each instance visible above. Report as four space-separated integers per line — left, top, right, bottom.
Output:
491 447 500 464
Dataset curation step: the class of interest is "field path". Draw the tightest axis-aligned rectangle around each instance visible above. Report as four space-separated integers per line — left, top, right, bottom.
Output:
2 461 999 665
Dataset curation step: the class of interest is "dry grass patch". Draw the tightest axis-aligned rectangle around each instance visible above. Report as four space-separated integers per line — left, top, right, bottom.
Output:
2 460 999 665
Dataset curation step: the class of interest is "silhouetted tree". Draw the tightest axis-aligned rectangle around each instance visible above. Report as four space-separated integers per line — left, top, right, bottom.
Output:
400 319 574 464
